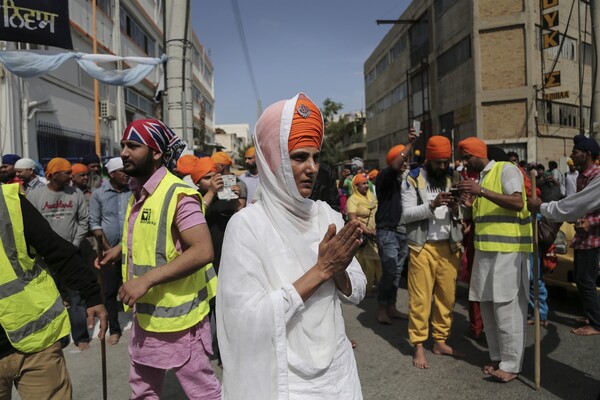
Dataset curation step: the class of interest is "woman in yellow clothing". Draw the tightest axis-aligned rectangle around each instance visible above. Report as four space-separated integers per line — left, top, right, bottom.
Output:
347 173 382 296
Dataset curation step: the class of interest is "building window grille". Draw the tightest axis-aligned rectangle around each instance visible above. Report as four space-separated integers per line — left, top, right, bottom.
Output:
434 0 459 19
538 101 590 128
437 36 471 78
409 13 429 67
120 7 156 56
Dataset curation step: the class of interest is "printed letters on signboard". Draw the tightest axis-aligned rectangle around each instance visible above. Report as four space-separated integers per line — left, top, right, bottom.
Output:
542 0 559 10
543 11 559 29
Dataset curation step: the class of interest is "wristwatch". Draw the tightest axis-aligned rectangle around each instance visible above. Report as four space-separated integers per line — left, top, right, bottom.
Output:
479 187 487 197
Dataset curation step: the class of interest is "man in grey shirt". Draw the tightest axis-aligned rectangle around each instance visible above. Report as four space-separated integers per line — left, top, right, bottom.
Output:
27 157 91 350
89 157 131 344
15 158 46 194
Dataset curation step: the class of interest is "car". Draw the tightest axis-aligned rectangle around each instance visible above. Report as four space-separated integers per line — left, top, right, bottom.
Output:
542 221 600 293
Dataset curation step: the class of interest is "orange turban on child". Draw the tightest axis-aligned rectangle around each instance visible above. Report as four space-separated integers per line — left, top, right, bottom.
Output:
46 158 72 176
288 95 323 152
386 144 406 166
458 137 487 159
71 163 89 175
211 151 233 166
177 155 198 175
353 173 369 185
245 147 256 158
426 136 452 160
191 157 218 184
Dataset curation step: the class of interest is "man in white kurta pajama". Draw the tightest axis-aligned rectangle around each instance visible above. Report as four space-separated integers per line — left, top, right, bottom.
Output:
458 137 532 383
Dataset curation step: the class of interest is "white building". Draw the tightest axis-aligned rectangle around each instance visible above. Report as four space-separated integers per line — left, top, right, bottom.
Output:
0 0 215 162
214 125 249 164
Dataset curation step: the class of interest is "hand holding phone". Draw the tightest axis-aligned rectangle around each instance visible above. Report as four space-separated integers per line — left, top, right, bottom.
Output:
412 120 421 137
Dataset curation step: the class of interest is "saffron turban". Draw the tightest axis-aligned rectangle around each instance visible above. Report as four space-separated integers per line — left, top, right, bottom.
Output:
567 158 574 166
2 154 20 165
122 119 185 170
458 137 487 159
386 144 406 166
573 134 600 158
71 163 89 175
191 157 217 184
426 136 452 160
14 158 36 170
353 173 369 185
46 158 72 176
81 153 100 166
288 96 323 152
368 169 379 180
245 147 256 158
211 151 233 166
177 155 198 175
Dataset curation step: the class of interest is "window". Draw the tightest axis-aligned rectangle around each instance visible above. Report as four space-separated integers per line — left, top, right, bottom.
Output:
409 13 429 67
367 139 378 154
120 7 156 56
538 101 590 128
389 36 407 62
125 88 153 115
437 36 471 78
581 42 592 66
392 81 408 104
98 0 111 17
434 0 459 19
535 29 577 62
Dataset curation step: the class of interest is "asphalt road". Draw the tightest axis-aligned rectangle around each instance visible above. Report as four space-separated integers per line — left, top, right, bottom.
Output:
10 283 600 399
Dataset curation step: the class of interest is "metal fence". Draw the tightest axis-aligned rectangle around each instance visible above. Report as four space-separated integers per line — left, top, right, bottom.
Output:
37 121 109 164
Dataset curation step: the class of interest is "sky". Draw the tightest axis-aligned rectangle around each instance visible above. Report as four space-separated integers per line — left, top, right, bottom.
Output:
191 0 412 136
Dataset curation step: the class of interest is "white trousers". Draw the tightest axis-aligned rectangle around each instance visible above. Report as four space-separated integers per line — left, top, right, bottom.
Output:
480 282 528 373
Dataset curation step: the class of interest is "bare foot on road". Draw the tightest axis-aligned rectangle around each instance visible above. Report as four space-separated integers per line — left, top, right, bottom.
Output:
412 345 429 369
77 342 90 351
490 369 518 383
377 308 391 325
482 362 500 375
571 325 600 336
108 334 121 345
387 308 408 320
432 342 465 358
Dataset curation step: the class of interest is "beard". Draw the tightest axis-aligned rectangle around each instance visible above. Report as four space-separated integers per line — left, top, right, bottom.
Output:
123 150 155 177
425 162 447 189
0 170 15 183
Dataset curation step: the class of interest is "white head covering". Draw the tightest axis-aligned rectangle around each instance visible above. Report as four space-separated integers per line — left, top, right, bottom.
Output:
254 93 337 373
14 158 36 170
105 157 124 173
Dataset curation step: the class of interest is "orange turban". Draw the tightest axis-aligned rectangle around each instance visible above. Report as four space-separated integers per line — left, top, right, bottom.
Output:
211 151 233 166
458 137 487 159
245 147 256 158
288 96 323 152
191 157 217 184
368 169 379 180
71 163 89 175
46 158 72 176
426 136 452 161
177 155 198 175
353 173 369 185
386 144 406 166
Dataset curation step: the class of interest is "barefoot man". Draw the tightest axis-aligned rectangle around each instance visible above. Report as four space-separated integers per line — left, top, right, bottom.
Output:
528 135 600 336
402 135 465 368
458 137 532 383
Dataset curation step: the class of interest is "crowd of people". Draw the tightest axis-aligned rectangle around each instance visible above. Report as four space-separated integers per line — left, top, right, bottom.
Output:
1 93 599 399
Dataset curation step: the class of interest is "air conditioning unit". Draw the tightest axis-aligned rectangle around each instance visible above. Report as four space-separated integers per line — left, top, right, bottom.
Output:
99 100 116 120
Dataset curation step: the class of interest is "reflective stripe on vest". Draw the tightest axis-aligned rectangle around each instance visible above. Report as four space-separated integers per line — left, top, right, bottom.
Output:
0 184 70 353
473 162 533 253
122 172 217 333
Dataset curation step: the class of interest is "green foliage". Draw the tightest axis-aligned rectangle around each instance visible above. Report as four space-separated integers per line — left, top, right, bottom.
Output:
320 98 345 164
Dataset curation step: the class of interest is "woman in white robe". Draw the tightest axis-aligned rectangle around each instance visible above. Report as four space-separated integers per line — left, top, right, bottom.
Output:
217 93 367 400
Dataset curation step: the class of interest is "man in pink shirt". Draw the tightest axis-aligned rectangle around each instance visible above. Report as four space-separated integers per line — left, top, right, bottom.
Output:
98 119 220 399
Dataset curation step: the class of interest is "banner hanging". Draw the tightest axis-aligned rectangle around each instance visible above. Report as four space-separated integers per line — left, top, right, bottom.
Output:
0 0 73 50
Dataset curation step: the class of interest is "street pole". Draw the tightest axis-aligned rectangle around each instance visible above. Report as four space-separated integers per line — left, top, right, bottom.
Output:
92 0 101 157
591 0 600 139
165 0 193 146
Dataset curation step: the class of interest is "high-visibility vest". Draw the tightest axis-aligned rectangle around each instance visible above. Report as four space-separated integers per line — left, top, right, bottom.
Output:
121 171 217 333
0 183 70 353
473 162 533 253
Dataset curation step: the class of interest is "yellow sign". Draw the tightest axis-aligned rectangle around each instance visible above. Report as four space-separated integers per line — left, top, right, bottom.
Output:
542 0 559 10
543 30 559 48
543 91 569 100
543 11 559 29
544 71 561 88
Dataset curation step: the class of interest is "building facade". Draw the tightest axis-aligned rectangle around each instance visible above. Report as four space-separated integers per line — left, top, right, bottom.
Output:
0 0 214 162
365 0 593 168
214 125 248 165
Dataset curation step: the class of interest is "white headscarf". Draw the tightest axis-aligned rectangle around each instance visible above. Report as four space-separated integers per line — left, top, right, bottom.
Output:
254 93 339 373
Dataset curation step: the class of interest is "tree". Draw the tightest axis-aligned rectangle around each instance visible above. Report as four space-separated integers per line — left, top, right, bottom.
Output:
320 98 345 164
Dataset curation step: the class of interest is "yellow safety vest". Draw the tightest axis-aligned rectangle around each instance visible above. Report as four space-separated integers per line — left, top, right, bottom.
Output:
121 171 217 333
473 162 533 253
0 183 70 353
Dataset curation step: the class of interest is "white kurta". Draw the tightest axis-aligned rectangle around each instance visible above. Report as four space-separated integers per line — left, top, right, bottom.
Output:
217 202 366 400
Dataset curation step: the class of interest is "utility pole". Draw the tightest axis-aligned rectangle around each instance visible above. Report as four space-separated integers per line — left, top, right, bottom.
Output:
591 0 600 139
165 0 193 147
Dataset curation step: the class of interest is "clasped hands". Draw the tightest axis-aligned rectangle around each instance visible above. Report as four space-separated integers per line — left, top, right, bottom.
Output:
316 220 362 281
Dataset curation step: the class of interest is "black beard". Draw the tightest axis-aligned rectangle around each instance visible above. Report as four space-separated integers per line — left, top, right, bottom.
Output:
0 171 15 183
425 163 447 189
125 150 155 177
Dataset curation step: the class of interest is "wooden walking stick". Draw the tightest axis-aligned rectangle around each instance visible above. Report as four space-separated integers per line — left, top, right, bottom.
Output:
530 171 541 389
96 237 108 400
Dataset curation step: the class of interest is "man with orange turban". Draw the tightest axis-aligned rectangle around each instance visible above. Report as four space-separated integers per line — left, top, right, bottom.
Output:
458 136 532 383
210 151 247 207
27 157 92 350
71 163 91 203
402 135 464 369
240 146 260 203
373 128 417 325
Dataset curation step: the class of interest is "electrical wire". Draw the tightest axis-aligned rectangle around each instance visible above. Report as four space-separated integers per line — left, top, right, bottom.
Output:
230 0 261 113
